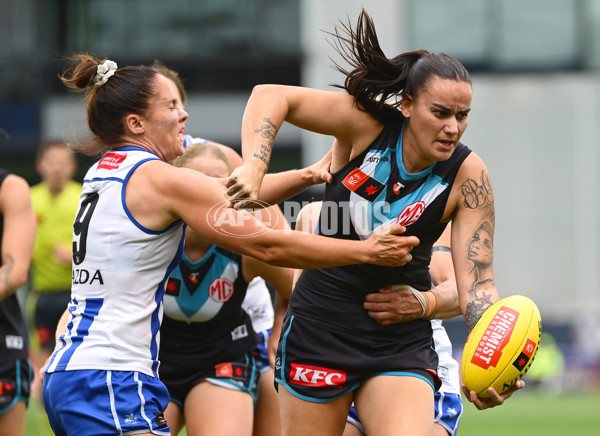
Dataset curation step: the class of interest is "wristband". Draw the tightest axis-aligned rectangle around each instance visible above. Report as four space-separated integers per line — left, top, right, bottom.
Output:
408 287 437 319
422 290 437 319
408 287 427 317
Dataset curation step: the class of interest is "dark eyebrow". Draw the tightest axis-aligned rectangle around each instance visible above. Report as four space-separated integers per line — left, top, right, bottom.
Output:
433 103 471 115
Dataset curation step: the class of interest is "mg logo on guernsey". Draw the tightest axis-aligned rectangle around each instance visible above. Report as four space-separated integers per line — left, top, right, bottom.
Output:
209 278 234 303
290 363 346 388
396 201 425 226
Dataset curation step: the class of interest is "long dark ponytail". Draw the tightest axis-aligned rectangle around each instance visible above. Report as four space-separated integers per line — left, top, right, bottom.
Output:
329 9 471 122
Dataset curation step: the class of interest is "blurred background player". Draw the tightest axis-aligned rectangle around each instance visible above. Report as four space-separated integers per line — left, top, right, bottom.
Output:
0 169 36 436
27 141 81 399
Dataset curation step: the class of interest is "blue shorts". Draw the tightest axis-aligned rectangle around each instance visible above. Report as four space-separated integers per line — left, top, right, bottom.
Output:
347 391 463 435
0 358 32 414
253 328 273 373
43 370 170 436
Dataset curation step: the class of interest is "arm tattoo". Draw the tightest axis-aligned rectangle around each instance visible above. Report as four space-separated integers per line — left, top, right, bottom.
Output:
0 254 15 300
460 170 493 210
465 289 494 330
253 117 277 166
252 153 269 166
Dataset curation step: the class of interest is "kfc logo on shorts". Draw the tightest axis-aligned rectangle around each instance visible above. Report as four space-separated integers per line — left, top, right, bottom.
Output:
290 363 346 388
209 278 233 302
396 201 425 226
98 153 127 170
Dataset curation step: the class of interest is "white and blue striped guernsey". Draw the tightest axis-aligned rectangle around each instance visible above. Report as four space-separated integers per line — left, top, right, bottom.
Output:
45 147 185 378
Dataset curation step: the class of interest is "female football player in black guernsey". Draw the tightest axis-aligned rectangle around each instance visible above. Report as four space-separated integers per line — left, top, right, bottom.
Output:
226 9 509 436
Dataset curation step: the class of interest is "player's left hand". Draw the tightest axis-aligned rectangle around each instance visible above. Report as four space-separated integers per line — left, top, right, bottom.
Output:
364 284 423 325
462 380 525 410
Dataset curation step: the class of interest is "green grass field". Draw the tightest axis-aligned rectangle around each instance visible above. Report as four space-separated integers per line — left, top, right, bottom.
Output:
458 390 597 435
26 389 598 435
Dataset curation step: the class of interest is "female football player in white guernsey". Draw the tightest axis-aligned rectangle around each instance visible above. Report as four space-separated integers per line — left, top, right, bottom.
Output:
40 54 419 436
226 9 521 436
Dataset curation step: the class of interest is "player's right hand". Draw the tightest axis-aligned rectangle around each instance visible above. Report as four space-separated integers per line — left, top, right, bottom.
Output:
462 380 526 410
364 284 423 325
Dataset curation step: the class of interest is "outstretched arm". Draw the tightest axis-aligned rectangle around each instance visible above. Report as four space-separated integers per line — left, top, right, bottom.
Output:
138 161 420 270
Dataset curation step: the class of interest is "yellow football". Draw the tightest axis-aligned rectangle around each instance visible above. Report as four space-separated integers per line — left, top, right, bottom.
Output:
461 295 541 398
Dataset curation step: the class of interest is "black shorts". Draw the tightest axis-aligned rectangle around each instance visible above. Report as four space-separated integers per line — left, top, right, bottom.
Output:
274 313 441 402
34 290 71 349
0 358 32 414
160 350 260 408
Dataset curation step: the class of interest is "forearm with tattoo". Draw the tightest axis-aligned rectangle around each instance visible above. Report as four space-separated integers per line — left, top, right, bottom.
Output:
252 118 277 166
465 289 494 329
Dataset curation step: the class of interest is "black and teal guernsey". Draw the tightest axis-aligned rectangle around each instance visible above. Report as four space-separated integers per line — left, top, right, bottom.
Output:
159 245 259 369
291 119 471 339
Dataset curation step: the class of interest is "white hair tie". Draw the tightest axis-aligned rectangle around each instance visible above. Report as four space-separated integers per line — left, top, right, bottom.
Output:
93 60 118 87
